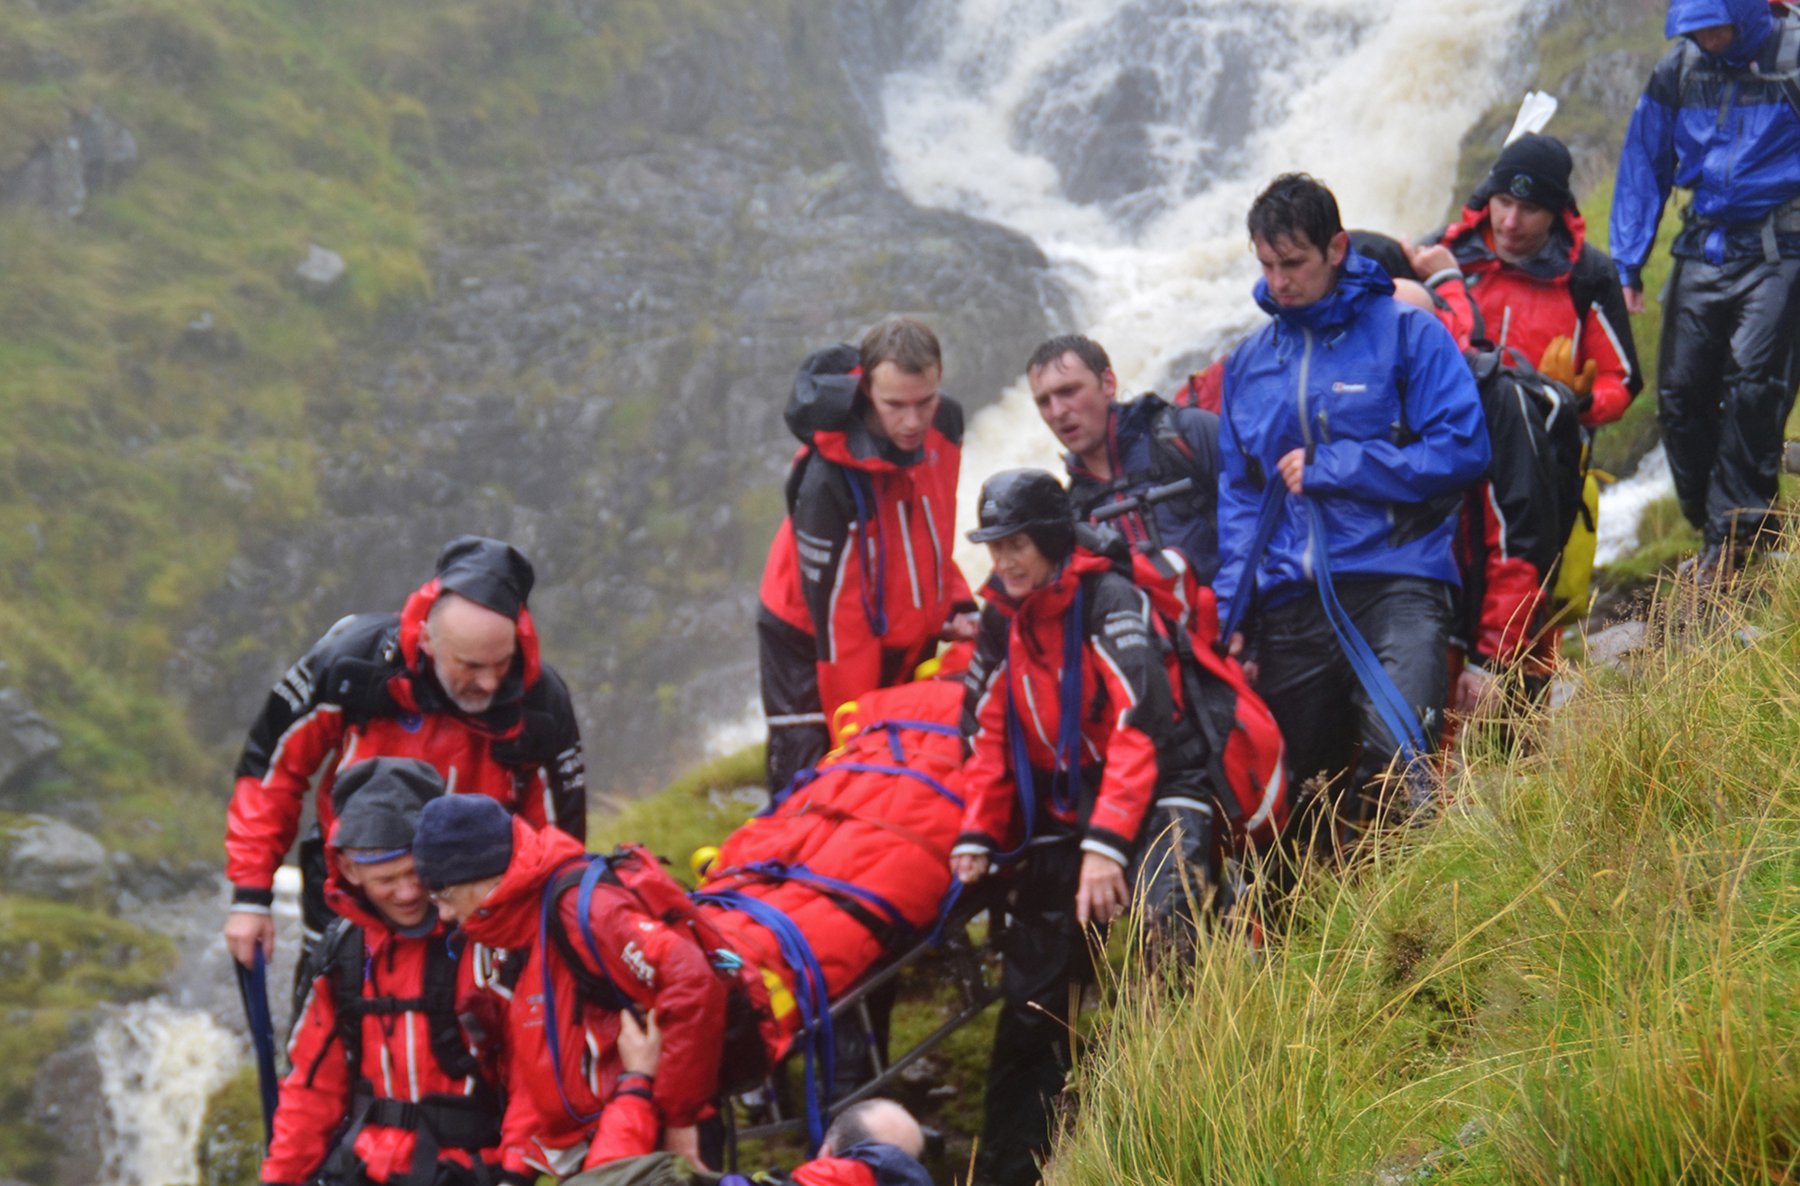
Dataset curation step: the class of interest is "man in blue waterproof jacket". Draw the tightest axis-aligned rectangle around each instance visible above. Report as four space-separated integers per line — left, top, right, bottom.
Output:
1216 174 1490 857
1612 0 1800 574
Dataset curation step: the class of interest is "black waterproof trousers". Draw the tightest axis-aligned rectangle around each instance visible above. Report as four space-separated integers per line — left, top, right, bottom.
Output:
1658 256 1800 548
1254 577 1452 857
757 610 830 795
977 839 1093 1186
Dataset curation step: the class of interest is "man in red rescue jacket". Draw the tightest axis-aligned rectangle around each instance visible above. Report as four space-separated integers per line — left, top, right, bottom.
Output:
1428 134 1642 710
758 317 980 794
264 757 520 1186
950 470 1202 1186
416 796 726 1176
224 536 585 971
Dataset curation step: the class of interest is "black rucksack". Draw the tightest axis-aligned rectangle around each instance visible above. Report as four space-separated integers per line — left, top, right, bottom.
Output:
1466 348 1587 580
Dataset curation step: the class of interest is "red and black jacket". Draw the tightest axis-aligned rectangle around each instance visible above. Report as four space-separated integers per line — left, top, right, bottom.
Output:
226 577 585 904
262 868 513 1186
759 345 976 730
1439 203 1643 427
955 543 1182 868
455 820 726 1177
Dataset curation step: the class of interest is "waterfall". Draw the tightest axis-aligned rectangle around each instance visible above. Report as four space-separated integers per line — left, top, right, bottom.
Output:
873 0 1561 577
94 1002 242 1186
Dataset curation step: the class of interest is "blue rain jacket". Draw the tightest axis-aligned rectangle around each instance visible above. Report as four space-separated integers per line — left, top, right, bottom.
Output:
1611 0 1800 286
1214 251 1490 629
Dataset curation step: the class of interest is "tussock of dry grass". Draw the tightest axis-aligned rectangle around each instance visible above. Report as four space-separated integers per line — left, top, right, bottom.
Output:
1048 557 1800 1186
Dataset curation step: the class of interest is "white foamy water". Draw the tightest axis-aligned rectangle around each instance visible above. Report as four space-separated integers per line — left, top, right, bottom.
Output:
95 1001 243 1186
877 0 1548 581
1594 443 1676 566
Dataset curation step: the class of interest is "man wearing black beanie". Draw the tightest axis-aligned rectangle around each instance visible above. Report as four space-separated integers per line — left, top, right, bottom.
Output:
223 535 587 1005
1427 132 1641 707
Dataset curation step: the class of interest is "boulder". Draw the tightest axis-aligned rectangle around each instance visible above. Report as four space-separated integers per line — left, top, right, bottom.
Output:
5 815 111 901
2 129 85 219
0 687 60 794
72 106 139 192
295 243 347 296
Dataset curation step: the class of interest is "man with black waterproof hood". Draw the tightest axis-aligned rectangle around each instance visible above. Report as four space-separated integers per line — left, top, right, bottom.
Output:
950 469 1216 1186
263 757 547 1186
1613 0 1800 572
1216 175 1489 856
224 536 586 971
758 317 980 796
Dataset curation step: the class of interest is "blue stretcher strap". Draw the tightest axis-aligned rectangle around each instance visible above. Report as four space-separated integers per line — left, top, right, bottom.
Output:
926 877 964 946
733 861 915 943
1218 478 1289 647
692 889 834 1153
845 469 889 638
764 766 819 816
1303 498 1428 767
818 762 964 810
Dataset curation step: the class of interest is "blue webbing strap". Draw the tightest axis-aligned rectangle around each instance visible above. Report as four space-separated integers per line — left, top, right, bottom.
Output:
575 858 645 1025
992 580 1084 863
845 470 888 637
817 762 964 810
1303 497 1429 774
234 948 279 1147
539 857 605 1125
691 889 834 1153
733 861 915 944
1218 479 1289 648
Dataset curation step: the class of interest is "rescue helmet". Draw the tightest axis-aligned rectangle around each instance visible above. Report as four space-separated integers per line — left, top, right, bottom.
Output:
966 469 1074 561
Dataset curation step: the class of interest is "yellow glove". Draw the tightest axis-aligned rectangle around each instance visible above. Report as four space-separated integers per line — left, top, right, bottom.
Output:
1537 335 1597 398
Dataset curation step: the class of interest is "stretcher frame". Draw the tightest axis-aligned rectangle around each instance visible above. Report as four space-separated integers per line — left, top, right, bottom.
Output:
722 881 1004 1161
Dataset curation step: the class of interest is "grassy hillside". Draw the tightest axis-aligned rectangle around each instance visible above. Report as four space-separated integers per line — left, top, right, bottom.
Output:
0 0 731 858
1047 556 1800 1184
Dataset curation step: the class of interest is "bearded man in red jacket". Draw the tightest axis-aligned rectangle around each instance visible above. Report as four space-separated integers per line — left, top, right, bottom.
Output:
223 536 586 972
417 796 725 1176
757 317 980 794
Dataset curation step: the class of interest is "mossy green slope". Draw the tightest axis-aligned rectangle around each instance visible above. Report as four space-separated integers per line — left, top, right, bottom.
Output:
0 0 729 859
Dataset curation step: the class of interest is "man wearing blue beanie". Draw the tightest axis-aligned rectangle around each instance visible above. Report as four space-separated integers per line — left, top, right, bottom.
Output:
414 798 726 1177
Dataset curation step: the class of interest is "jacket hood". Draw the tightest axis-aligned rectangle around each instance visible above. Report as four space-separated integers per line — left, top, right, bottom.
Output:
1666 0 1773 63
1443 203 1586 281
1254 248 1396 332
389 577 542 734
451 816 588 950
785 344 864 444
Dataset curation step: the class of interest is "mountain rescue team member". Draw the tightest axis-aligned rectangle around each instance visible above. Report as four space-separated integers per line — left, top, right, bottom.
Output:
951 470 1202 1186
1429 134 1642 710
263 758 520 1186
789 1100 933 1186
1435 134 1640 425
1216 175 1489 855
224 537 585 971
1613 0 1800 574
1026 334 1222 582
758 318 980 794
416 795 725 1175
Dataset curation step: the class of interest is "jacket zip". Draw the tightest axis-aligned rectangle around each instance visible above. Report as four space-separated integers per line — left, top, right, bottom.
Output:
1297 327 1316 582
920 495 945 602
896 500 922 609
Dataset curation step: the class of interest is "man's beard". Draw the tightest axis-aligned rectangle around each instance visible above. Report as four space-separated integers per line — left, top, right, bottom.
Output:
446 685 495 715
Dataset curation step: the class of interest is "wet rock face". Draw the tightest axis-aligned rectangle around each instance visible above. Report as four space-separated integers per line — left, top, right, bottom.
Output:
190 5 1068 792
4 816 111 902
0 688 60 795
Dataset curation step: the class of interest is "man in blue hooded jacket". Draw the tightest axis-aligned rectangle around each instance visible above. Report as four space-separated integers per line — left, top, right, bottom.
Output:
1612 0 1800 571
1217 174 1489 855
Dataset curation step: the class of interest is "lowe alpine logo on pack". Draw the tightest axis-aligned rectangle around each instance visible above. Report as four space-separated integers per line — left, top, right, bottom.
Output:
621 940 656 985
1331 381 1368 393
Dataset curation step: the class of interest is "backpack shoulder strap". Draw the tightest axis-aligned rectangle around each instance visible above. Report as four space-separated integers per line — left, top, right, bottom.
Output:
324 917 367 1085
543 858 632 1014
424 935 483 1085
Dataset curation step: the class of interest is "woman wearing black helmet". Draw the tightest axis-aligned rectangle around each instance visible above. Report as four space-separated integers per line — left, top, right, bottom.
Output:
950 468 1195 1186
